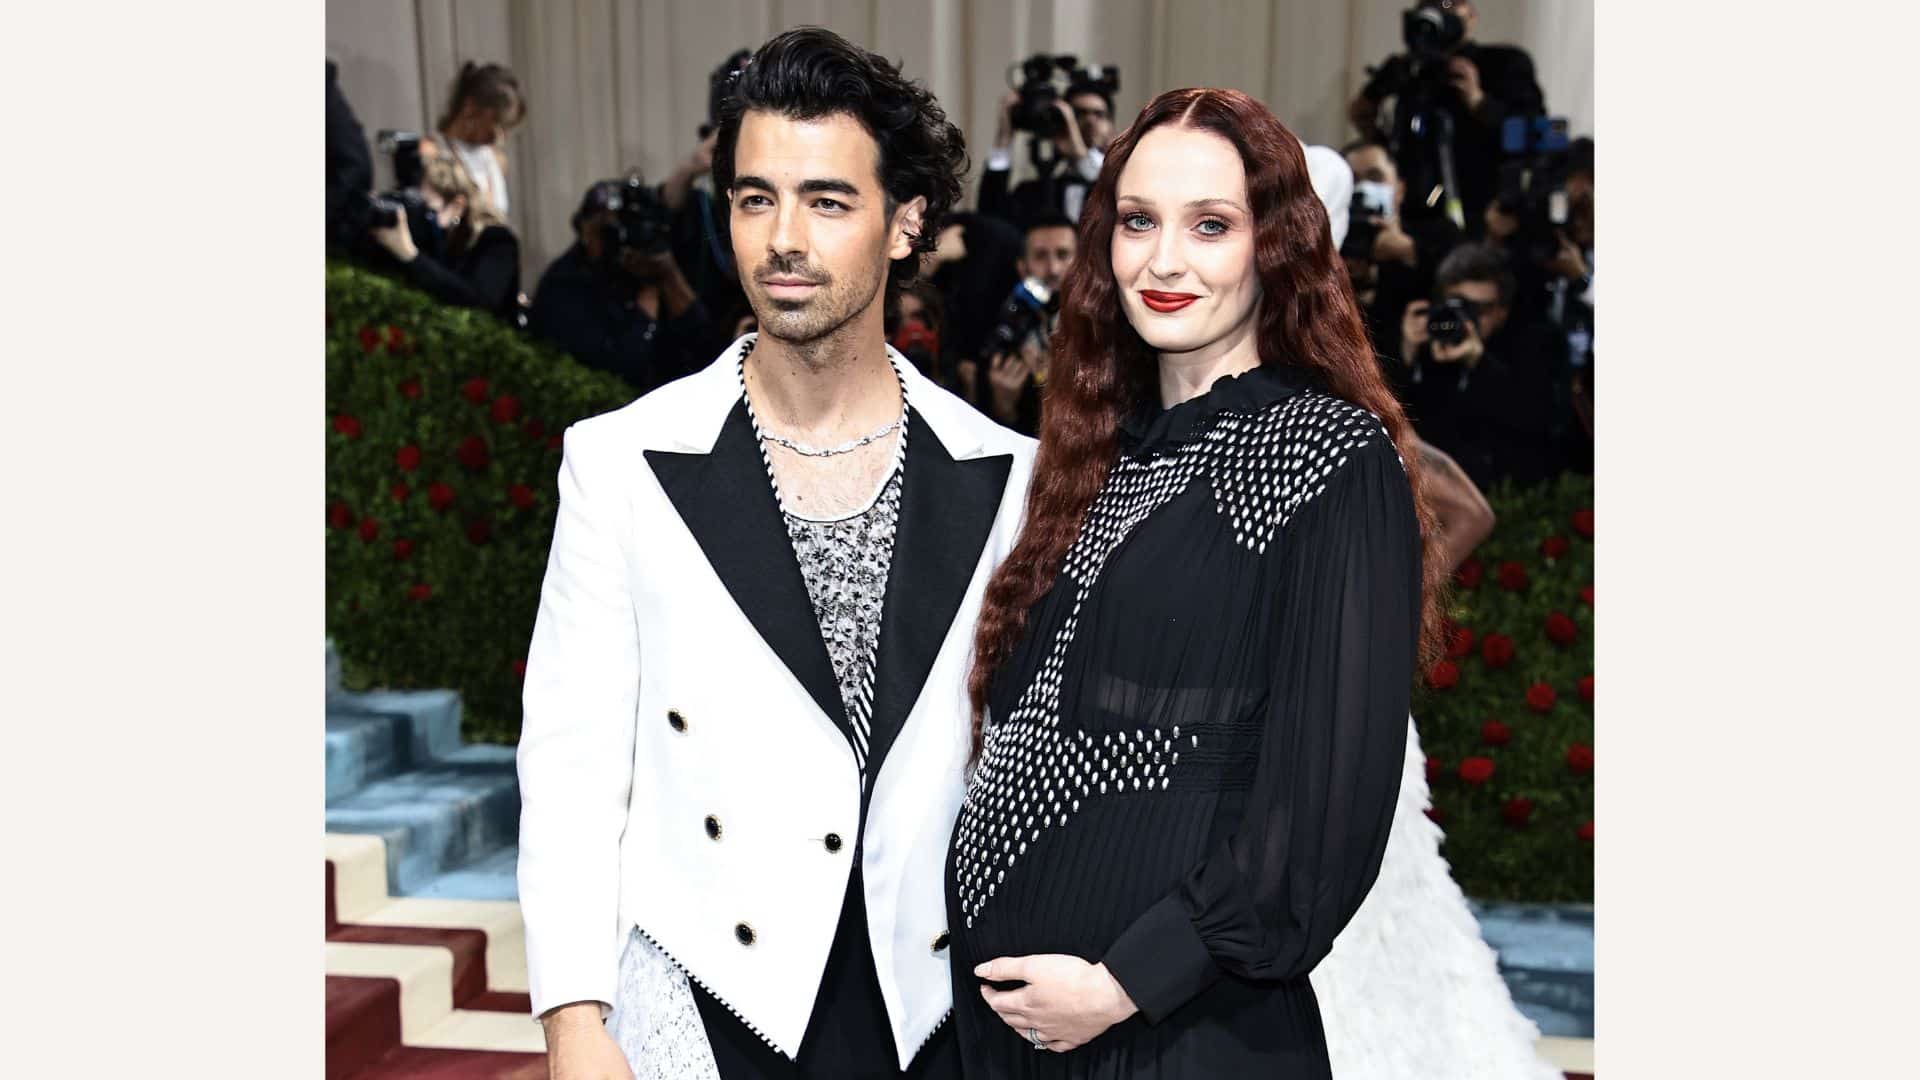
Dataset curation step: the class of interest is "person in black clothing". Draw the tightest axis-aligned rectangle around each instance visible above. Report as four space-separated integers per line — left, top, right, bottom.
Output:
528 179 717 394
974 212 1076 436
951 87 1433 1079
326 60 375 253
1349 0 1544 238
1342 139 1463 366
367 154 523 323
977 82 1115 228
921 211 1026 384
1395 242 1562 489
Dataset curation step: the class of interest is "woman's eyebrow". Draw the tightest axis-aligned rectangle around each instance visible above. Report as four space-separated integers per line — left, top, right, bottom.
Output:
1115 195 1248 213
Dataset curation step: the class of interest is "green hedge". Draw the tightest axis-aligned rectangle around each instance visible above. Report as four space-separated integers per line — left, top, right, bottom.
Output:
1413 472 1594 903
325 261 633 743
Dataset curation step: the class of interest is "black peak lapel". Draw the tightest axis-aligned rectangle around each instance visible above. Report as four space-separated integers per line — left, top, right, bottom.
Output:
861 411 1014 782
644 402 850 738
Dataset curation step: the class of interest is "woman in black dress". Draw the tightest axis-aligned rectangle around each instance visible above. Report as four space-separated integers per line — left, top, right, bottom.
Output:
946 87 1447 1078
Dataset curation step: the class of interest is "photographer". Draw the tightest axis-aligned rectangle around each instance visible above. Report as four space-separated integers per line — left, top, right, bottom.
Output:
919 211 1026 371
979 63 1116 227
1342 138 1463 364
528 178 716 395
1395 243 1562 489
973 212 1077 435
326 60 375 253
428 62 526 222
1349 0 1544 237
368 154 522 322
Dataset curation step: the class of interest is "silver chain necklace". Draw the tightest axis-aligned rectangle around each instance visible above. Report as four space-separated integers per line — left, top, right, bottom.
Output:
740 336 906 458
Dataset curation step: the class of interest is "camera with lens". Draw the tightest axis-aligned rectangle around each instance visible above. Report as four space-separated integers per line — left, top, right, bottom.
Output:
595 175 675 280
1491 116 1572 266
1427 294 1481 348
1359 2 1473 225
359 130 430 231
1340 182 1398 263
985 277 1057 359
1008 54 1119 140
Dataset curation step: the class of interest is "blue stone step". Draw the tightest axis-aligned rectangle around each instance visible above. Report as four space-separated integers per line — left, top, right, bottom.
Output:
414 842 521 902
326 709 414 804
325 757 521 897
330 688 466 764
1470 900 1595 1038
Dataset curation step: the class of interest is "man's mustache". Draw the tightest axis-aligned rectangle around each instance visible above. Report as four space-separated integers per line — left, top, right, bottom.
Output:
756 256 828 285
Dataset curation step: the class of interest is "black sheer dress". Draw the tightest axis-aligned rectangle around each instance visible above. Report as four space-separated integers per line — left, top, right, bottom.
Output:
945 364 1421 1078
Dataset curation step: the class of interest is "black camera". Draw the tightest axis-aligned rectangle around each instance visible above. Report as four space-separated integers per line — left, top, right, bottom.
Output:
360 130 429 230
1492 116 1573 266
1402 1 1467 62
985 277 1057 359
1008 55 1119 140
597 176 675 272
1427 295 1481 347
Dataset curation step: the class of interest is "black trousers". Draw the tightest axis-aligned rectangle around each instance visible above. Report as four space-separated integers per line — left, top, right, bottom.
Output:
690 862 959 1080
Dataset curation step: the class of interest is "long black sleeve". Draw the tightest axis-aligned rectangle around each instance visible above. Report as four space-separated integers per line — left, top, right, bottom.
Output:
1100 439 1419 1023
978 162 1012 223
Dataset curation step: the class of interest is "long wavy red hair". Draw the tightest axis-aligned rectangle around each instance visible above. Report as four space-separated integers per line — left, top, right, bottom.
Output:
966 88 1448 758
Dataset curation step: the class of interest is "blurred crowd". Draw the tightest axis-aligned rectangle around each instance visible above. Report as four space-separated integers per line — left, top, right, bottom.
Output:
326 0 1591 505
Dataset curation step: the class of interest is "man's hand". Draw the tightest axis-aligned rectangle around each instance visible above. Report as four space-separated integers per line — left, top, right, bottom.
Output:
1051 100 1090 161
986 346 1033 423
1430 319 1485 369
372 214 419 264
994 90 1020 152
620 248 678 285
1372 215 1417 267
1549 229 1589 281
1400 299 1432 366
974 955 1138 1053
1447 54 1486 113
540 1003 634 1080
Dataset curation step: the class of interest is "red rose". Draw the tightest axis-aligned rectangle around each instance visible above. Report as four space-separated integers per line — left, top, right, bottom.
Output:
511 659 528 680
523 418 546 441
395 445 422 472
508 482 536 510
1426 659 1460 690
547 434 564 452
466 518 493 545
456 435 490 472
1577 820 1594 842
357 517 379 543
391 482 410 503
1526 682 1557 713
327 501 354 530
491 394 521 425
332 414 362 439
1566 742 1594 775
1424 806 1445 825
358 326 380 353
427 482 455 512
384 325 408 350
1457 757 1495 785
1578 674 1594 702
1454 557 1483 590
1480 632 1515 669
1544 611 1578 646
398 378 422 400
1481 719 1511 747
1501 796 1535 827
407 583 432 601
1541 535 1570 560
1447 624 1475 658
462 376 490 404
1579 584 1594 606
1425 756 1442 782
392 538 414 561
1571 508 1594 539
1497 560 1529 592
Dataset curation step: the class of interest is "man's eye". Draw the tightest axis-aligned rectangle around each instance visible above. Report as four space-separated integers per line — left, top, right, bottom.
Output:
816 198 847 211
739 194 770 208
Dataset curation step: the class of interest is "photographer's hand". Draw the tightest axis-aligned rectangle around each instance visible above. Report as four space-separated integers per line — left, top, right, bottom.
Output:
987 349 1032 423
1052 100 1090 162
1431 320 1485 369
1447 54 1487 115
1372 216 1417 268
372 215 419 264
995 90 1020 152
1549 230 1589 281
1399 300 1431 368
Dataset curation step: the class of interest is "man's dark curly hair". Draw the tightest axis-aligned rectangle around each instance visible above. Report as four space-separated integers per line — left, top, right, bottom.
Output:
711 26 969 290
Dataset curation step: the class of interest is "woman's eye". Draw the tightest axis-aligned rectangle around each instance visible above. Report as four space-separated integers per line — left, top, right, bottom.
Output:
1196 218 1228 237
1121 212 1153 231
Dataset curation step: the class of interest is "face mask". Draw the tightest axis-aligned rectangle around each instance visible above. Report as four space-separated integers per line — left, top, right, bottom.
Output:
1355 180 1396 217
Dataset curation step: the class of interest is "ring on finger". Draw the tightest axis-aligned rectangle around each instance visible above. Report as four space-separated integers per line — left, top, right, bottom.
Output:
1028 1026 1046 1049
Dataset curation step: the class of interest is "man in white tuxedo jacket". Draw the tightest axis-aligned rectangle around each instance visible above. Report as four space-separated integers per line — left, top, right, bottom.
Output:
517 28 1035 1080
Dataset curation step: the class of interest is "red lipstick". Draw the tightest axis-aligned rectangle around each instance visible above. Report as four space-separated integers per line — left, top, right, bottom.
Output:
1140 290 1199 313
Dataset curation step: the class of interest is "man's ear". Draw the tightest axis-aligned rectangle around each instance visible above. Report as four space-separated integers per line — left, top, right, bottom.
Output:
889 195 929 262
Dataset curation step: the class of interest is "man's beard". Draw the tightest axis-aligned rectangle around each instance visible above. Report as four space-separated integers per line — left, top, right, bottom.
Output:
749 258 879 348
